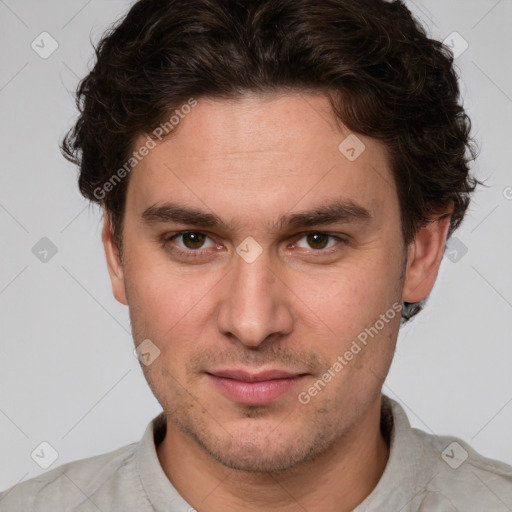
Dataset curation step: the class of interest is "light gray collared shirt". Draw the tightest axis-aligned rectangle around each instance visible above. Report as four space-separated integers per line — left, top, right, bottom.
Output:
1 395 512 511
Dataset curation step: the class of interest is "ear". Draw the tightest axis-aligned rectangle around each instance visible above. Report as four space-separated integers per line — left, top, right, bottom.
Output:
101 214 128 305
402 212 452 303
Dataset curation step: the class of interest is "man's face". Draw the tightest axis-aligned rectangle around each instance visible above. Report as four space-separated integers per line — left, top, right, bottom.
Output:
108 93 408 472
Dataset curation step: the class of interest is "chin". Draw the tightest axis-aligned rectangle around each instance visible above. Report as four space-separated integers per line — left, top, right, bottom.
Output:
189 427 336 474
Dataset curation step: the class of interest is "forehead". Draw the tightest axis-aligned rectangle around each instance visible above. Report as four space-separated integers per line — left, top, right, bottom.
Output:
126 93 398 226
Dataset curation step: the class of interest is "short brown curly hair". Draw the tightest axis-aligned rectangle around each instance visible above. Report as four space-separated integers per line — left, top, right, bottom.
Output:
61 0 479 322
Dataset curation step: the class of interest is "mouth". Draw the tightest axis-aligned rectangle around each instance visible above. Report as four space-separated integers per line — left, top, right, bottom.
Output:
205 368 309 406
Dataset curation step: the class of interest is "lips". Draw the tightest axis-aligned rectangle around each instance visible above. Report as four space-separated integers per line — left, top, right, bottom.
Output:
206 368 308 405
209 369 303 382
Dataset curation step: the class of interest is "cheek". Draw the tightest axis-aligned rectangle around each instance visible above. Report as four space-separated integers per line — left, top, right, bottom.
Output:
297 256 403 384
125 240 195 310
302 254 402 332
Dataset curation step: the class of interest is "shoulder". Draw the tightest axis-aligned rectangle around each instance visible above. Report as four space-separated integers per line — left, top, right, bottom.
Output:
412 426 512 509
374 396 512 511
0 442 140 511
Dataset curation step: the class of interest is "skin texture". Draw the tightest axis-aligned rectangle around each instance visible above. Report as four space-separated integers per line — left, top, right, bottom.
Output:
102 93 451 511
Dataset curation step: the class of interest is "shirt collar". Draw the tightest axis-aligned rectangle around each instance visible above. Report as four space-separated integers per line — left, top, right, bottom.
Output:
136 412 192 512
354 394 436 511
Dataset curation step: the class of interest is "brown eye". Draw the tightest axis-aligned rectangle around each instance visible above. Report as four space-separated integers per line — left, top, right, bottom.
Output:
295 232 342 251
180 231 207 249
163 231 219 261
305 233 330 250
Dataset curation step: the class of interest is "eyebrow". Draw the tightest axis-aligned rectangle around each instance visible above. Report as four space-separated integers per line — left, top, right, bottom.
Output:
141 199 372 232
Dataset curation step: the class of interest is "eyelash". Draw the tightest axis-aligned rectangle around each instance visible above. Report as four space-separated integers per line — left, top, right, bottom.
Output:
163 231 347 259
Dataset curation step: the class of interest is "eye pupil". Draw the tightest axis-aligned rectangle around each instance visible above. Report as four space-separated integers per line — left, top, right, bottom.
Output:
307 233 329 249
183 232 205 249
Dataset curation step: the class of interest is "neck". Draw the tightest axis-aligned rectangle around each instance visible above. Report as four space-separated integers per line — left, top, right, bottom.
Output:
156 395 389 512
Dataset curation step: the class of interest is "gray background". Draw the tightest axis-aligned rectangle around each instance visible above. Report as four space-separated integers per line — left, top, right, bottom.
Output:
1 0 511 491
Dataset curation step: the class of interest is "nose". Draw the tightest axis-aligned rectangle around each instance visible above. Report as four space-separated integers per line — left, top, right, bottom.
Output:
216 245 294 348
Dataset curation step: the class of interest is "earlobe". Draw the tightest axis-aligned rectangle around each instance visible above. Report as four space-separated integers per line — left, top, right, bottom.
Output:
101 214 128 305
402 214 452 304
